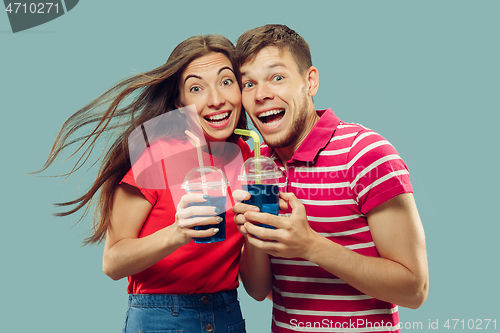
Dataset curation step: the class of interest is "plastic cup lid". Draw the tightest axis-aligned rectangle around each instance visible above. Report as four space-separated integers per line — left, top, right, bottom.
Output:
238 157 282 181
181 166 229 190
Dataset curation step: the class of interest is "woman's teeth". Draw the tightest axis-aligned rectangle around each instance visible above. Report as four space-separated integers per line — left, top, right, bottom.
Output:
206 112 230 124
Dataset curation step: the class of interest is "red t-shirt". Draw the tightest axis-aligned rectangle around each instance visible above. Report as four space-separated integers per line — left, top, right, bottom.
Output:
120 137 250 294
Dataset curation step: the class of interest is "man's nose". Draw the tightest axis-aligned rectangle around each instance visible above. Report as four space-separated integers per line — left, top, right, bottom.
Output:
255 83 273 103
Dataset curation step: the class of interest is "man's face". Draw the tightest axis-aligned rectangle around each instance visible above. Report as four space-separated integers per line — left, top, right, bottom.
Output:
240 46 316 150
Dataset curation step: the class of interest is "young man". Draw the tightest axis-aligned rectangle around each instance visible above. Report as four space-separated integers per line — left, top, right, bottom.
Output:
233 24 428 333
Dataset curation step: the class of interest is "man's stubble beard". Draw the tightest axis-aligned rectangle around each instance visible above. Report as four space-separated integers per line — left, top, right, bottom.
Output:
266 91 310 150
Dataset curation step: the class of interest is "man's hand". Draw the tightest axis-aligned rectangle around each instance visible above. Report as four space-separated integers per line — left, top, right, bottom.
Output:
242 192 319 259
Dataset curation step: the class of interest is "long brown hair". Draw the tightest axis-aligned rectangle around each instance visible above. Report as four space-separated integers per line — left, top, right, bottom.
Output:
36 34 247 245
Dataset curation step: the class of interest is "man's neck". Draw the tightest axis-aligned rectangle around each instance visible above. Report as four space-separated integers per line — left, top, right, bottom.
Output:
274 109 320 169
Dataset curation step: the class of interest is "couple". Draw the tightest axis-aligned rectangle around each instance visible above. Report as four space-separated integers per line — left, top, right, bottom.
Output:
41 24 428 333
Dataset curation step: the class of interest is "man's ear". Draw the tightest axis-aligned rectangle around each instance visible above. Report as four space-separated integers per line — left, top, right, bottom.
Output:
306 66 319 98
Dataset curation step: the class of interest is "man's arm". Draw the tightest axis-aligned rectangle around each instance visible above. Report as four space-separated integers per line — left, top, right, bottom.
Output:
242 192 429 309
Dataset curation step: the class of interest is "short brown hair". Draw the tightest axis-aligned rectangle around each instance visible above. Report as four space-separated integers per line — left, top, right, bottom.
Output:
236 24 312 74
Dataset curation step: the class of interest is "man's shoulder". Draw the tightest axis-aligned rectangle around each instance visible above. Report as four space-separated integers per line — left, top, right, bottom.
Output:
335 120 372 135
320 120 399 168
322 120 377 149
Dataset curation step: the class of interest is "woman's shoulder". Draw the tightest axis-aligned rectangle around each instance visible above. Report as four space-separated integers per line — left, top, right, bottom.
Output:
235 138 251 159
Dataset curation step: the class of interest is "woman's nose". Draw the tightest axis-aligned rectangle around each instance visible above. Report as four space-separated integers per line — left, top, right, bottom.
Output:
207 88 225 108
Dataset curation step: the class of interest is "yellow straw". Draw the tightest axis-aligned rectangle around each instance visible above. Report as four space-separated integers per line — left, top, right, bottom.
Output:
234 129 261 184
234 129 260 158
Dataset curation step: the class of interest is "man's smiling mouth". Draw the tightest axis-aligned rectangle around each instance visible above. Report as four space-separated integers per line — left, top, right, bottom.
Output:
258 109 285 126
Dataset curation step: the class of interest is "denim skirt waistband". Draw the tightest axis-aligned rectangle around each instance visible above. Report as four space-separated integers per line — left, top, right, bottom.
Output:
128 289 238 308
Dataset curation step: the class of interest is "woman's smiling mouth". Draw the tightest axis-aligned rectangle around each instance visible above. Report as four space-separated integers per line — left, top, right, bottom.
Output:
205 111 231 125
202 110 234 129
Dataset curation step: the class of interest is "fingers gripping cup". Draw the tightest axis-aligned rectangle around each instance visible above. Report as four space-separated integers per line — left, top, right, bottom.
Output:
182 166 228 243
238 157 282 229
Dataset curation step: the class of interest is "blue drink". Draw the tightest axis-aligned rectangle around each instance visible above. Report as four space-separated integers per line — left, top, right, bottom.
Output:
243 184 279 229
238 156 282 231
188 196 226 243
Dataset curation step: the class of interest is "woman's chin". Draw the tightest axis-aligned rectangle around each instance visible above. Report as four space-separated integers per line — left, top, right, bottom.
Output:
204 130 233 142
202 121 237 142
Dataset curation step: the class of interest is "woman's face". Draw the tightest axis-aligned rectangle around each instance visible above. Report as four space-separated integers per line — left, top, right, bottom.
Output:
178 52 242 142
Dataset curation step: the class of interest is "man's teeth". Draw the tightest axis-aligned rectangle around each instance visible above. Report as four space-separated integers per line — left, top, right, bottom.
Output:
258 109 283 118
266 119 282 126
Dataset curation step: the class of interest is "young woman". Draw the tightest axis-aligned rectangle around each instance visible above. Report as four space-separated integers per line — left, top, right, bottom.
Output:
39 35 249 333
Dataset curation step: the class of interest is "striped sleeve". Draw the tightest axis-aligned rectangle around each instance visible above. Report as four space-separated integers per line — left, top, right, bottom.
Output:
346 130 413 214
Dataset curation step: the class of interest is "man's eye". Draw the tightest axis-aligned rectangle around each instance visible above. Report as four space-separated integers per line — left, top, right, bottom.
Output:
222 79 233 86
272 75 284 82
190 86 202 92
243 82 254 89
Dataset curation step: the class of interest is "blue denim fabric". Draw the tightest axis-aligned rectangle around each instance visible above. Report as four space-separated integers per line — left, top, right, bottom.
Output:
123 290 246 333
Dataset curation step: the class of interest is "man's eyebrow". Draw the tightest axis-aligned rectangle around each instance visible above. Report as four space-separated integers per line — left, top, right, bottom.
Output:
241 62 287 77
268 62 287 69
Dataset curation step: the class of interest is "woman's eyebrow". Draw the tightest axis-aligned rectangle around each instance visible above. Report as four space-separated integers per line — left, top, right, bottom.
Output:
184 67 234 84
218 66 234 75
184 74 202 84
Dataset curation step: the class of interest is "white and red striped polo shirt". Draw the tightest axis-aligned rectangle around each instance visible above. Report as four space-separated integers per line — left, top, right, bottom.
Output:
261 109 413 333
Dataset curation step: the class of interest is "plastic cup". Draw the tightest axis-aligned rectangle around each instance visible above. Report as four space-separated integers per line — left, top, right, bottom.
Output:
238 157 282 229
181 166 228 243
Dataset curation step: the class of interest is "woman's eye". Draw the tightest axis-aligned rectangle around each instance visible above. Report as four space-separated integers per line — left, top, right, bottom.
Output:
222 79 233 86
243 82 254 89
190 86 202 93
272 75 284 82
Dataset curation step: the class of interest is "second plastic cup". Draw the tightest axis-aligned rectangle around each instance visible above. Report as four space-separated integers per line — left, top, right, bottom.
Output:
181 166 228 243
238 157 282 229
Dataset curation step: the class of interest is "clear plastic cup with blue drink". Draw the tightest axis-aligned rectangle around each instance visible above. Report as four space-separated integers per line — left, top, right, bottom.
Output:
181 166 228 243
238 157 282 229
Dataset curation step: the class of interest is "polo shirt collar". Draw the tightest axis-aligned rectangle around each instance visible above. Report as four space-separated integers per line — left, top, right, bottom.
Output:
289 108 340 163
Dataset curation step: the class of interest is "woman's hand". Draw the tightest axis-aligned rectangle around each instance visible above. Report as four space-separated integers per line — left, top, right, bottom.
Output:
103 185 221 281
172 193 223 245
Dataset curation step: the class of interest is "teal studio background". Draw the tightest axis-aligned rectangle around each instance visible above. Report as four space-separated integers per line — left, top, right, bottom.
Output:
1 1 499 332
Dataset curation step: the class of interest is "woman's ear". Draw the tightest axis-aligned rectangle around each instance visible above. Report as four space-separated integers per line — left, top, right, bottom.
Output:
175 101 184 112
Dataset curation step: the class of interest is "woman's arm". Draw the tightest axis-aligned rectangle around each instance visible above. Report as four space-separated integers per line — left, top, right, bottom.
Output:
232 190 273 301
102 183 219 280
239 239 273 301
